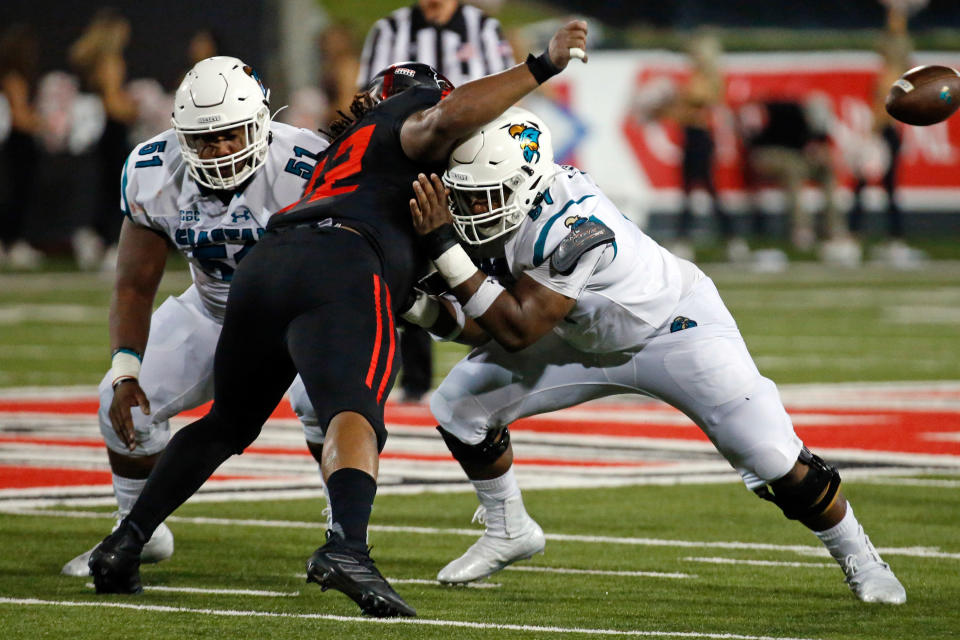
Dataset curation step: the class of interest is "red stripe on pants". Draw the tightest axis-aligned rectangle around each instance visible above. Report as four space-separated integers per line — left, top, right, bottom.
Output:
364 275 383 388
376 282 395 404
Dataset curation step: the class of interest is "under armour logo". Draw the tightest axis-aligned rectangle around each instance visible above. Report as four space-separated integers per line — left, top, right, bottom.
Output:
231 209 252 223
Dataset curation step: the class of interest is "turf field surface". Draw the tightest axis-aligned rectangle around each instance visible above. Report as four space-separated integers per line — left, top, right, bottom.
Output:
1 261 958 638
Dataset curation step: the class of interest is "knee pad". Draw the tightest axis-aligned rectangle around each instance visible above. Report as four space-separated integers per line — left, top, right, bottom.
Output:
755 447 841 520
437 425 510 466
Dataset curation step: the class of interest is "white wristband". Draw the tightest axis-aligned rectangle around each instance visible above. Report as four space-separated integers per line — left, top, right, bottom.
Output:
400 290 441 328
110 349 142 387
433 243 477 288
442 298 466 341
462 278 505 319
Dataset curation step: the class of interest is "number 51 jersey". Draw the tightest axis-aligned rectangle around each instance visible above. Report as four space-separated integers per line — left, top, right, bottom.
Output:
120 122 328 321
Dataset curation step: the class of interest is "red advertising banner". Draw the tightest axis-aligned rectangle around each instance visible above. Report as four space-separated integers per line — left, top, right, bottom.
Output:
540 52 960 215
623 53 960 194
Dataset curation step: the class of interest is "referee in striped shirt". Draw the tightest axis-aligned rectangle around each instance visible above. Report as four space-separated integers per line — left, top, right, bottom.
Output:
357 0 515 88
357 0 515 403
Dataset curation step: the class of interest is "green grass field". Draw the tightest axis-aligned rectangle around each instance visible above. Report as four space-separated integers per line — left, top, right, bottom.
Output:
1 259 959 639
3 481 959 639
2 257 959 387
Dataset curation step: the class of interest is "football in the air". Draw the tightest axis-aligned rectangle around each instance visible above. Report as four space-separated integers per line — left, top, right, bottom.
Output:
885 64 960 126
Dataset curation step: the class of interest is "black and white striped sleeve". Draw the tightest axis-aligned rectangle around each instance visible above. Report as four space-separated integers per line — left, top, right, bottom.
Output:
478 15 514 75
357 15 398 88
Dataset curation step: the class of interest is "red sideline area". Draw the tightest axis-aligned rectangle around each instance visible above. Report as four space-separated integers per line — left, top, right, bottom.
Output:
2 397 959 455
2 395 959 490
0 466 257 490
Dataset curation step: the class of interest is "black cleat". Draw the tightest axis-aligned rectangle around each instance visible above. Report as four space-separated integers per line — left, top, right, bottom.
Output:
306 531 416 617
89 520 145 594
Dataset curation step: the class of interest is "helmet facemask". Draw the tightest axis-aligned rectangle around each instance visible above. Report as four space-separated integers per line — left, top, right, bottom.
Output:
175 107 269 190
445 169 526 245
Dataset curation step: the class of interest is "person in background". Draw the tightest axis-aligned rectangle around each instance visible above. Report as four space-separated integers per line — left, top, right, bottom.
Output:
745 96 858 265
68 9 139 272
187 28 222 68
357 0 515 402
311 21 360 129
0 24 44 270
849 2 926 267
662 33 745 264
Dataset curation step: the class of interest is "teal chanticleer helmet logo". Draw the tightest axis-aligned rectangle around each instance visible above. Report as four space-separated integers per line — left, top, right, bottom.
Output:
509 124 542 163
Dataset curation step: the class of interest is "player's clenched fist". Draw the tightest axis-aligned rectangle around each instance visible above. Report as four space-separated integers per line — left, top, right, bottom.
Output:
548 20 588 68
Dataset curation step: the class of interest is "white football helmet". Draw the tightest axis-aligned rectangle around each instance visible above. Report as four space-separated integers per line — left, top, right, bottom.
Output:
172 56 271 190
443 107 557 245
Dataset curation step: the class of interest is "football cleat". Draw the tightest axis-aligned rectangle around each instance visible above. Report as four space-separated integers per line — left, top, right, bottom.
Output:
306 531 416 618
62 520 174 577
437 497 545 584
89 520 147 594
841 536 906 605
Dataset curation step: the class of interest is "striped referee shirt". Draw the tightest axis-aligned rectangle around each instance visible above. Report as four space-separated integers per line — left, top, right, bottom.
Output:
357 3 515 88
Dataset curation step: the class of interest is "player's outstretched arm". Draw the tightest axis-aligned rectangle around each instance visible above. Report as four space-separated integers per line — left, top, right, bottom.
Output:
400 20 587 164
410 174 575 352
108 218 169 450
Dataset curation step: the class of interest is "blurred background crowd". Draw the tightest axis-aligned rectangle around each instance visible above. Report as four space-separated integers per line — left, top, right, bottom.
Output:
2 0 959 273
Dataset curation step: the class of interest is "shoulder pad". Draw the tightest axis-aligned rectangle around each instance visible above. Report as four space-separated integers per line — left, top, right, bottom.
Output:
549 218 615 274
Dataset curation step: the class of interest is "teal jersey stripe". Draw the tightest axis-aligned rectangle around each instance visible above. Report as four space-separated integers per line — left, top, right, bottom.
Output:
120 156 132 219
532 194 596 265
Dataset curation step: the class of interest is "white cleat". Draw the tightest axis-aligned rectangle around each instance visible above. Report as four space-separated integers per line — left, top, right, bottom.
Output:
437 497 545 584
61 521 175 577
61 548 96 577
841 537 906 604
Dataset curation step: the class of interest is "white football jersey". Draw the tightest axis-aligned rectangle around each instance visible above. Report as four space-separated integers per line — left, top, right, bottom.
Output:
502 166 701 353
120 122 328 320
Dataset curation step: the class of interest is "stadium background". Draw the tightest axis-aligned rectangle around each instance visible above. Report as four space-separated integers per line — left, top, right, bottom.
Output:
5 0 960 248
1 2 959 639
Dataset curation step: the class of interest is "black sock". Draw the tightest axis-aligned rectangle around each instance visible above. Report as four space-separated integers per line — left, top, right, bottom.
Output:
326 468 377 549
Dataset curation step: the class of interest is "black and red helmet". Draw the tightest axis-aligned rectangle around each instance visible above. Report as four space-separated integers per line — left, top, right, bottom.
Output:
365 62 454 103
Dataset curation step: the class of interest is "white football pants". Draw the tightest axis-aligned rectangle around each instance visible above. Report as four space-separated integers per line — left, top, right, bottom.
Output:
430 277 803 490
98 285 322 456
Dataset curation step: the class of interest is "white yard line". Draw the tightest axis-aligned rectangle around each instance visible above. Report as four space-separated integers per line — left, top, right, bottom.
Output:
8 508 960 560
853 477 960 488
683 558 833 569
0 597 825 640
391 578 503 589
292 573 502 589
504 566 694 579
84 583 299 597
0 304 104 324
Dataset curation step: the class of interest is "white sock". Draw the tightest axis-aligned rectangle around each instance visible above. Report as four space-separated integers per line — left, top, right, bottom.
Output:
112 474 147 517
472 467 521 507
471 468 524 537
814 504 871 563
